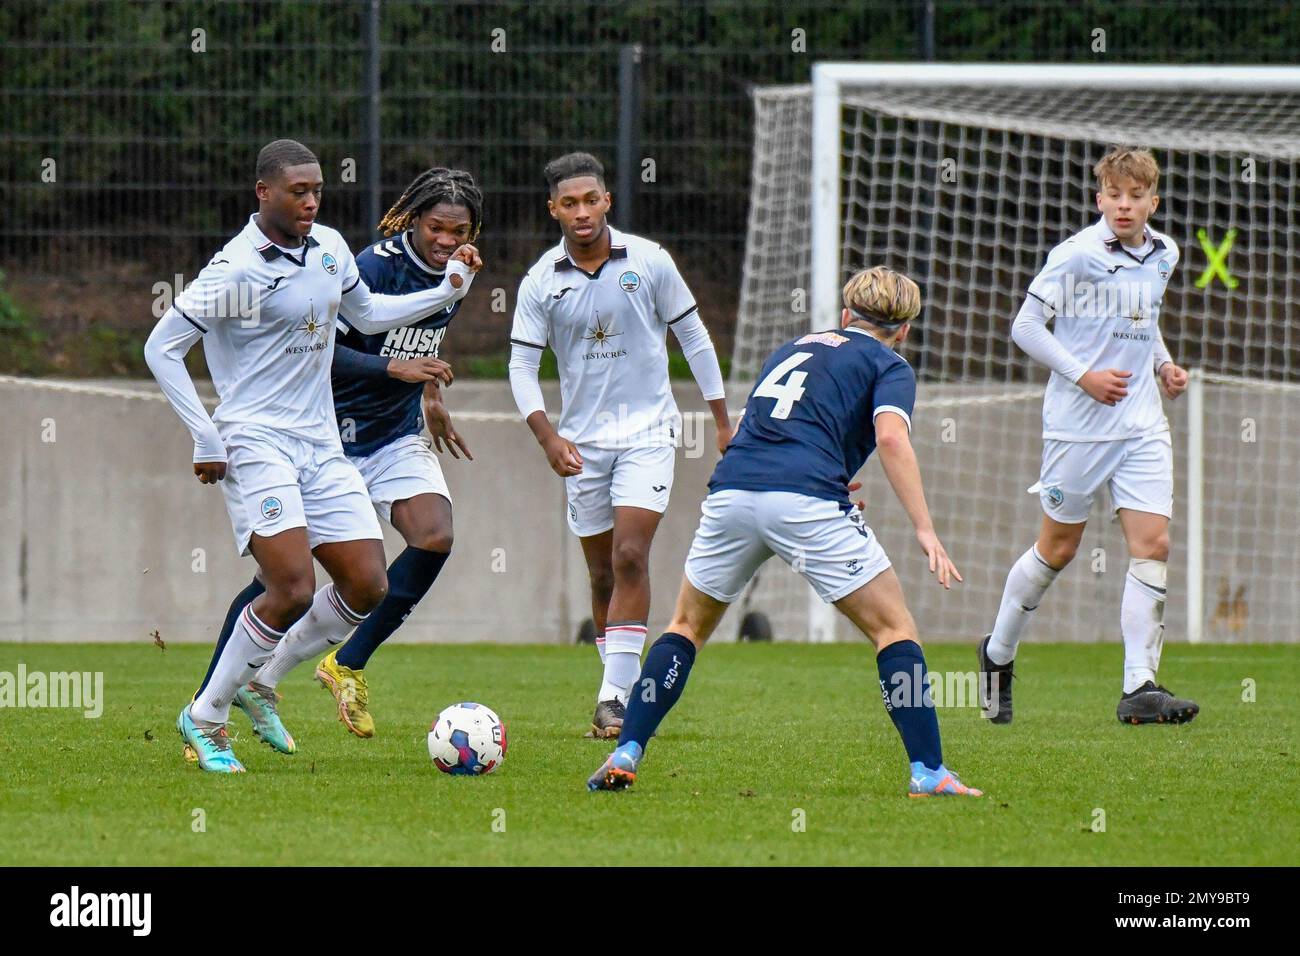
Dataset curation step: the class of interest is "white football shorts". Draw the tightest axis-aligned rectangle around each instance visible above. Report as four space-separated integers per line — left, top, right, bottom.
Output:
565 443 676 538
219 424 381 556
684 489 892 605
1035 430 1174 524
348 434 451 524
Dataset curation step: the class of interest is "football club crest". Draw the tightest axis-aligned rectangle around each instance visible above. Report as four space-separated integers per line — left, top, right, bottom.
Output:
1045 486 1064 509
619 270 640 293
261 496 283 520
322 252 338 275
1158 259 1171 281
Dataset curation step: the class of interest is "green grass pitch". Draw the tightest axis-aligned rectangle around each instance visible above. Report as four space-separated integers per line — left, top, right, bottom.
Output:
0 642 1294 866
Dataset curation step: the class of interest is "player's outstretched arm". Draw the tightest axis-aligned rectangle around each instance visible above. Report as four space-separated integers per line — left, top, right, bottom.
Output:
341 259 474 335
332 343 452 386
669 310 731 452
874 412 961 589
143 308 226 482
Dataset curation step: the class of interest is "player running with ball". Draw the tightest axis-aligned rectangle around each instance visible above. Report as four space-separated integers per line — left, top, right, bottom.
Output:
199 167 485 740
509 152 731 739
145 140 477 773
588 266 983 798
977 146 1199 726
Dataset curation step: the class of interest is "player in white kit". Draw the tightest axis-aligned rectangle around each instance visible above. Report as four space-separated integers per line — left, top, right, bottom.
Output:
508 152 731 738
977 146 1199 726
144 140 477 772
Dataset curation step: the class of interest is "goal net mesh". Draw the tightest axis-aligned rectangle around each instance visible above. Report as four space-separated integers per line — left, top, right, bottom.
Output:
732 79 1300 643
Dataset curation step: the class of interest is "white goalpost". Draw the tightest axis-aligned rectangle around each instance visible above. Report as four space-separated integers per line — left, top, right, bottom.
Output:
735 63 1300 644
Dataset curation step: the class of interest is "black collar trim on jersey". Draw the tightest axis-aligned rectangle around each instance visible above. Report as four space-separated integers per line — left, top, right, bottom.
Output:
554 243 628 280
1104 234 1165 265
258 235 319 266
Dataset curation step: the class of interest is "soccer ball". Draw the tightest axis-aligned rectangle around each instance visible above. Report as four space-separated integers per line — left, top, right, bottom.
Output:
427 702 507 775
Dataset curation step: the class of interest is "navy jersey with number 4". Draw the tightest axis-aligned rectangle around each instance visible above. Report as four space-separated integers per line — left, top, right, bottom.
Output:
709 327 917 505
333 233 462 456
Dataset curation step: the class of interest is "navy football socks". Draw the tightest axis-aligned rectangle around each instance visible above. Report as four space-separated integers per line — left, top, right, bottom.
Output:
335 546 449 670
196 576 266 697
618 632 697 749
876 639 944 771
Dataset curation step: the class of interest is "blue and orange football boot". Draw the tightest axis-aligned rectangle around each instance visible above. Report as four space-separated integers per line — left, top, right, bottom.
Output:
587 741 643 791
908 761 983 798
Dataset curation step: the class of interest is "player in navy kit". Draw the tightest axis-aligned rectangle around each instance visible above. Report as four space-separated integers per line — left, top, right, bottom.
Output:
200 167 484 739
588 266 983 798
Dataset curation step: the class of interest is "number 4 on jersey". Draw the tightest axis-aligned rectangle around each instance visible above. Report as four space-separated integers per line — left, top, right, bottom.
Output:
754 351 813 419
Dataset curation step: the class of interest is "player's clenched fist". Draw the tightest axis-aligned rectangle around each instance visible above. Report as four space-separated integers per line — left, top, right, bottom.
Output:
450 243 483 273
1158 362 1189 399
543 433 583 477
193 461 227 484
1077 367 1132 406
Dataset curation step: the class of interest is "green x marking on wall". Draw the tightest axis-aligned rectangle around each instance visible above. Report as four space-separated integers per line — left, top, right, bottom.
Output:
1195 228 1239 289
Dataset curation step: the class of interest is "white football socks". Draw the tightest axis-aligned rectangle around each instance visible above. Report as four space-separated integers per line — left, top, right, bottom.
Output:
594 629 606 664
258 584 368 691
191 605 284 725
986 545 1062 666
600 622 647 704
1122 558 1167 693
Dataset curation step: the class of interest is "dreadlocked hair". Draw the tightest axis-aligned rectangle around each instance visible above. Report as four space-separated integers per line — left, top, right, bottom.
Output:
377 167 483 240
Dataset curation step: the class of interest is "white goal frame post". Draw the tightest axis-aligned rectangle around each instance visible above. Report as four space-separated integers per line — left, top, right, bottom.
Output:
805 62 1300 644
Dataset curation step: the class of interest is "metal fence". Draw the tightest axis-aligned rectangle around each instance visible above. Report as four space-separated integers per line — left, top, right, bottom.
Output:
2 0 1296 368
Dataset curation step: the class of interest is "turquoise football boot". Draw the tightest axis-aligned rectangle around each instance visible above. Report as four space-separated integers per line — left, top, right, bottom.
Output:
233 682 297 754
177 705 246 774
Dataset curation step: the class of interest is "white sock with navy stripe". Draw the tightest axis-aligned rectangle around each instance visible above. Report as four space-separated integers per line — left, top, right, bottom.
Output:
600 622 647 705
191 605 284 725
258 584 368 691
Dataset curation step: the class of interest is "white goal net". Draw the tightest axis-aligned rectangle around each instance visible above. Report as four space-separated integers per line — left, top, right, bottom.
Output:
733 64 1300 644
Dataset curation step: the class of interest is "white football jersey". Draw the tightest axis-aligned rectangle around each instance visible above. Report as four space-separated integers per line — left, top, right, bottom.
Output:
1026 216 1180 441
173 215 363 448
510 225 697 447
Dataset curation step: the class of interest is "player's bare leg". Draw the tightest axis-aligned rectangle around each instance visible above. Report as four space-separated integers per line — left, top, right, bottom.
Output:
833 565 919 653
391 492 454 553
583 507 662 737
247 528 319 631
1114 508 1198 724
979 514 1084 723
665 576 730 649
579 528 615 660
588 577 727 790
183 528 316 769
317 493 454 736
274 537 387 735
836 568 981 797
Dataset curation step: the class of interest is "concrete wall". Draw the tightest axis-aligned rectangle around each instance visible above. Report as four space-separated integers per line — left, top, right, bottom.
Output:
1 378 1295 644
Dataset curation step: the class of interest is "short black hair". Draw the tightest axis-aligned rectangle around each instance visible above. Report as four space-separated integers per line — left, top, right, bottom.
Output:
256 139 319 182
378 167 484 240
544 152 605 194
